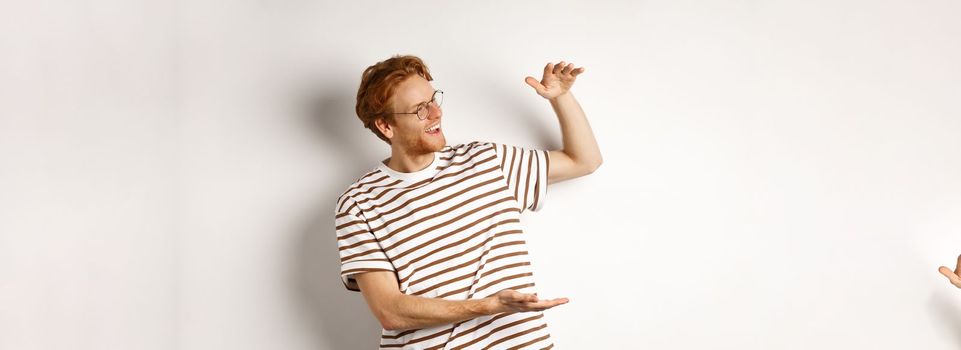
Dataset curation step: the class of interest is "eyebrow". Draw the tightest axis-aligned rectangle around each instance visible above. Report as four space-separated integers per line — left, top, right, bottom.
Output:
407 93 433 110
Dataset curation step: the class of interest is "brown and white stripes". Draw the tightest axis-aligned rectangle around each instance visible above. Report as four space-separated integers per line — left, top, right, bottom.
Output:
335 141 553 349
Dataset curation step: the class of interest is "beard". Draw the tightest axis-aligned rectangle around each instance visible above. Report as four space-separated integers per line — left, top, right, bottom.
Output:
398 129 446 157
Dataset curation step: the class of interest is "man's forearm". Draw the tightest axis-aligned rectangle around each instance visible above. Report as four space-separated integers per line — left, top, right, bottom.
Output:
549 92 602 168
385 293 499 331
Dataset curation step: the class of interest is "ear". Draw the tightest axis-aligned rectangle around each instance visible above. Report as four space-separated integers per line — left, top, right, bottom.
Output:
374 118 394 140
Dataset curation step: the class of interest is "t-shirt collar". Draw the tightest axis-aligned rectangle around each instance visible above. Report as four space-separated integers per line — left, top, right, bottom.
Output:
377 151 439 183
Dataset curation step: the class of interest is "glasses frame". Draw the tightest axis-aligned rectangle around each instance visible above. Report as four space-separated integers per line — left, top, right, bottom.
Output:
392 89 443 121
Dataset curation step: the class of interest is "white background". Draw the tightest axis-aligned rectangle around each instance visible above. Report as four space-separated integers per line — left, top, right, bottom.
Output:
2 0 960 349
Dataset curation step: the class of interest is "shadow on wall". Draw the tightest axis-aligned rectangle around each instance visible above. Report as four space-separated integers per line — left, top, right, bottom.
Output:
289 81 385 349
479 77 555 150
929 291 961 349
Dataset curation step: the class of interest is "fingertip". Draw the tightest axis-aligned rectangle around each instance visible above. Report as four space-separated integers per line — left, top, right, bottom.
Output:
940 266 953 276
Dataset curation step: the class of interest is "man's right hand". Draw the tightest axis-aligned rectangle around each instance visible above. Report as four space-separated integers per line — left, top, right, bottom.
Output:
488 289 569 313
939 254 961 289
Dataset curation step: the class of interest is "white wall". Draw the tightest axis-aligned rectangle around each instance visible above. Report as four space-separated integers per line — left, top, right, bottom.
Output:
3 0 961 349
0 1 179 349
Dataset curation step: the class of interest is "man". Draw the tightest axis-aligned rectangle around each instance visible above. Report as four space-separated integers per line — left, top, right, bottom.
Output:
335 54 601 349
940 255 961 289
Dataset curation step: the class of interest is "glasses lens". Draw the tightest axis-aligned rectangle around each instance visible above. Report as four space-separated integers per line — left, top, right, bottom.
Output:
417 104 429 120
433 90 443 107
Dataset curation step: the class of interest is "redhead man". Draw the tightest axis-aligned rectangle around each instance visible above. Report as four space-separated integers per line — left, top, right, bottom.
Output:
334 54 601 349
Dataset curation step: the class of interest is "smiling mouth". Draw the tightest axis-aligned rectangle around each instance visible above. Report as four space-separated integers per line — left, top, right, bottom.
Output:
425 123 441 135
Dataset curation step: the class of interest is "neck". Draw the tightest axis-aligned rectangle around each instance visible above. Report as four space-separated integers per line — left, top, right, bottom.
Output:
385 147 434 173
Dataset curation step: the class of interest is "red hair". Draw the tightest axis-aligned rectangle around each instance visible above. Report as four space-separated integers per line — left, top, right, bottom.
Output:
355 55 434 145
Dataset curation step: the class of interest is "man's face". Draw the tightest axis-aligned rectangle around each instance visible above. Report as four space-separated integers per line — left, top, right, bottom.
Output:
383 75 445 155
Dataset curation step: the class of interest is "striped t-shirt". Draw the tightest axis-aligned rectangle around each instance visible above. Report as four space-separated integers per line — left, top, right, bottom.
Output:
335 141 554 350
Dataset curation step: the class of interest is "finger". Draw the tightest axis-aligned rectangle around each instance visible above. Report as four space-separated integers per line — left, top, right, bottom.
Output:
940 266 961 284
561 63 573 75
940 266 953 278
543 63 553 77
552 61 565 74
572 67 585 76
506 299 541 308
510 291 537 303
508 294 553 305
548 298 569 307
523 298 569 309
955 254 961 275
526 297 568 306
525 77 546 95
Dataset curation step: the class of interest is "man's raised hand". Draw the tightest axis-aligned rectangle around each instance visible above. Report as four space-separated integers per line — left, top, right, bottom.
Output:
939 254 961 289
488 289 569 313
525 60 585 100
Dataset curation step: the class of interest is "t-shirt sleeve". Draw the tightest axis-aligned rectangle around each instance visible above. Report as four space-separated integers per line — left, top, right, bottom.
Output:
335 195 395 292
489 141 550 214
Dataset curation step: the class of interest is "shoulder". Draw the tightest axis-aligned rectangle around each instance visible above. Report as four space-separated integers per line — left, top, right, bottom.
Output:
448 140 499 154
448 140 493 152
334 168 385 213
444 141 499 161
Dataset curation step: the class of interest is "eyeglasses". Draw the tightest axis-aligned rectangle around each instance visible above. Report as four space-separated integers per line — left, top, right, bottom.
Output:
392 90 443 120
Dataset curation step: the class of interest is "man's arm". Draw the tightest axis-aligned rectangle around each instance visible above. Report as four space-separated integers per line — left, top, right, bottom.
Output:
354 271 569 331
525 61 602 185
547 91 602 184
